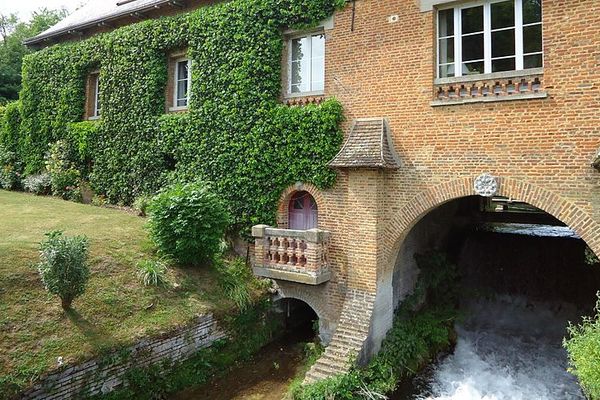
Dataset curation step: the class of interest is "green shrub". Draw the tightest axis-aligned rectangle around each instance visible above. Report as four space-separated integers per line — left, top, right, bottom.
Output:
37 230 90 310
133 194 153 217
147 181 229 266
564 293 600 399
45 140 81 200
136 259 168 287
66 121 98 178
217 258 255 311
0 145 21 190
22 173 52 195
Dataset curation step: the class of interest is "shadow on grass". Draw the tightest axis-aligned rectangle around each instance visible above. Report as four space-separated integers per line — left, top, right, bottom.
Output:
65 309 118 351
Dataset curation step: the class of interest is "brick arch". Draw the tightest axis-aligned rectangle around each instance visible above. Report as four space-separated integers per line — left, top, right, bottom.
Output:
275 283 336 344
275 285 329 322
277 182 327 229
384 176 600 267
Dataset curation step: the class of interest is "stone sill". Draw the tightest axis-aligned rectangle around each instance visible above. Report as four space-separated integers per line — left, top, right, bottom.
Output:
168 106 189 113
253 266 330 285
434 68 543 86
87 115 101 121
431 91 547 107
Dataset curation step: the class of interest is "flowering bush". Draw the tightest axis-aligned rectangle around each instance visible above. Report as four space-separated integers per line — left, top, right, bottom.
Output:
22 173 51 195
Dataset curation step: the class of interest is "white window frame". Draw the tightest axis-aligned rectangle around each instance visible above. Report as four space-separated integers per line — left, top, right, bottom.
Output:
436 0 542 80
287 32 325 97
173 57 191 110
88 73 101 120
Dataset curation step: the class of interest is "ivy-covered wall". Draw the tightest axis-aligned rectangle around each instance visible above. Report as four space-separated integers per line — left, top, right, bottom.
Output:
7 0 345 230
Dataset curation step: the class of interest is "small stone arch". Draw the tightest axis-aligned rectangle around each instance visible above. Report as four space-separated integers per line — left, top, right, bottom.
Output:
277 182 327 229
384 176 600 272
276 283 336 344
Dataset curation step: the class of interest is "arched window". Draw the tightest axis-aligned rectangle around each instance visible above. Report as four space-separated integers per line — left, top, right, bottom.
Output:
289 191 318 230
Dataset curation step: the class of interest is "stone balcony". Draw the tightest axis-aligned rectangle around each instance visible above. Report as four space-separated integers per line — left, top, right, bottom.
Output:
251 225 331 285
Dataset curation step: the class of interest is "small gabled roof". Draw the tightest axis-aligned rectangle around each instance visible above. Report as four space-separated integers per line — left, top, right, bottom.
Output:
24 0 181 46
329 118 401 169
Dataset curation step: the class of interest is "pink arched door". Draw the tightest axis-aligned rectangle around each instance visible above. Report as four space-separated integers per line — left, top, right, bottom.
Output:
288 191 318 230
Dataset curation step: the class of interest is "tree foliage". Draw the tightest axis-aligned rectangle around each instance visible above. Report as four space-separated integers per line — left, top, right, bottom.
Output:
3 0 345 232
0 9 67 104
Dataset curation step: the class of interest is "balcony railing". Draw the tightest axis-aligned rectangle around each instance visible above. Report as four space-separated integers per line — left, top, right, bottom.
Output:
251 225 331 285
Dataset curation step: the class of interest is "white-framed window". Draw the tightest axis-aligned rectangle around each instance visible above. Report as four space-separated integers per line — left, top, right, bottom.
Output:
288 33 325 95
437 0 542 78
92 73 101 118
174 58 191 108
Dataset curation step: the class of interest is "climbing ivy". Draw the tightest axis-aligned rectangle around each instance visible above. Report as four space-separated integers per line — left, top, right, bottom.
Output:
7 0 345 230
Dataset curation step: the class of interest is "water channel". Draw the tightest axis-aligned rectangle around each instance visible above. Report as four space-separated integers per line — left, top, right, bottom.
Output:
173 222 595 399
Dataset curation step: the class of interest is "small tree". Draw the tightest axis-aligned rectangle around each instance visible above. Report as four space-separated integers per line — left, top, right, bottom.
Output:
37 230 90 310
147 181 229 266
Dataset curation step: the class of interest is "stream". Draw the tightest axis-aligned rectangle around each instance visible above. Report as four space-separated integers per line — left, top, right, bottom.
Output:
391 295 586 400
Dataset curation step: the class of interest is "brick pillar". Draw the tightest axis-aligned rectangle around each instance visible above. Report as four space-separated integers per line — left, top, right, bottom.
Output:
345 168 392 359
345 168 386 292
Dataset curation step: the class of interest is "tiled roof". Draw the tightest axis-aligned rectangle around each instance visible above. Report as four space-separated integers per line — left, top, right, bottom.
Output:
24 0 175 45
329 118 401 169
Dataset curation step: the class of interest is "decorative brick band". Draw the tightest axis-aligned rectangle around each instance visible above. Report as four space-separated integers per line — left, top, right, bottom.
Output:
432 72 546 106
20 314 226 400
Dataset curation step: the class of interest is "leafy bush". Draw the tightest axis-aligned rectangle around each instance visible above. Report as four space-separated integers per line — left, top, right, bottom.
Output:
137 259 168 287
22 173 51 195
0 145 20 190
37 230 90 310
45 140 81 200
564 293 600 399
66 121 98 178
133 194 153 217
217 258 255 311
147 181 229 266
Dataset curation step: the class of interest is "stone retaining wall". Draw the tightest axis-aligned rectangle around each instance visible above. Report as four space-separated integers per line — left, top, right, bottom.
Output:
20 314 226 399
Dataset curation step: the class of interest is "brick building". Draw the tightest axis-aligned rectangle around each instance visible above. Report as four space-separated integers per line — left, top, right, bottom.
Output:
27 0 600 383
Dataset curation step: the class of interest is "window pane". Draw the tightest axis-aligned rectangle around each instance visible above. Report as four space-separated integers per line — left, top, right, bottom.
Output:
523 0 542 24
491 1 514 29
177 60 189 80
177 80 187 100
492 29 515 57
439 64 455 78
492 57 515 72
311 56 324 91
461 6 483 34
462 61 484 75
524 53 542 68
438 8 454 37
291 37 308 61
311 34 325 58
291 60 302 88
462 33 484 61
438 38 454 64
523 24 542 53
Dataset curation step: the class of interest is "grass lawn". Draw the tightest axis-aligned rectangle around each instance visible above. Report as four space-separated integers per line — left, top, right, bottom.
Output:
0 190 242 395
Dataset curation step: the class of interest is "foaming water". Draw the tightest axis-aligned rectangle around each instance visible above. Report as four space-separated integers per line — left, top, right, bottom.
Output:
418 295 585 400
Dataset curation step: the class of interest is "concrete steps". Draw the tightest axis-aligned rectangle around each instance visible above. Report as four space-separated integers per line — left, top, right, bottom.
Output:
303 289 376 384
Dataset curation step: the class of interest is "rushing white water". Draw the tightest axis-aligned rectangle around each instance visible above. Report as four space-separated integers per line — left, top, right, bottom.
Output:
419 295 585 400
